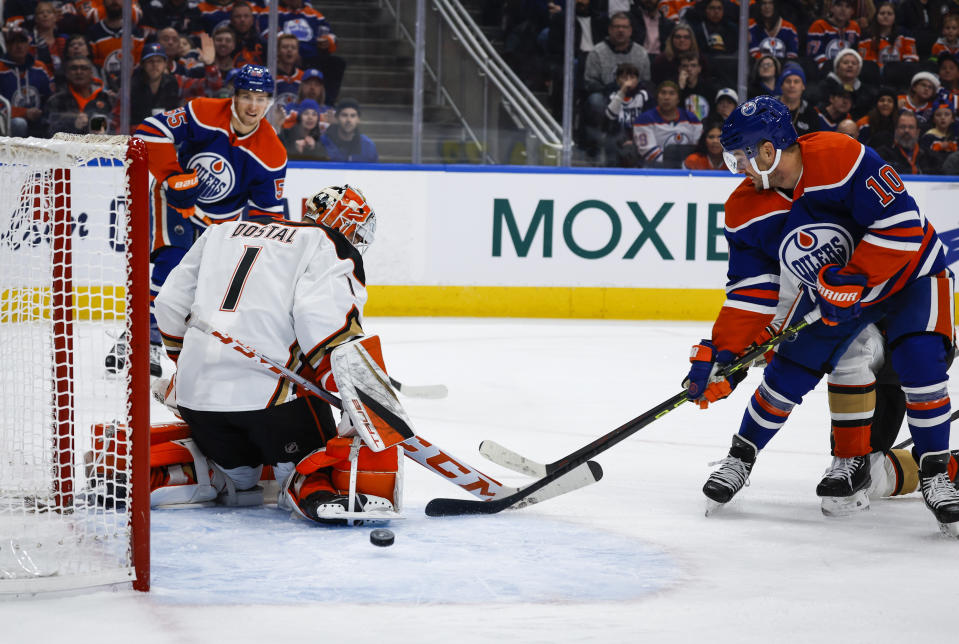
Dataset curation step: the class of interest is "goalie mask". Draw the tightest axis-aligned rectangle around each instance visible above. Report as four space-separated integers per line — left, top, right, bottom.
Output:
305 185 376 252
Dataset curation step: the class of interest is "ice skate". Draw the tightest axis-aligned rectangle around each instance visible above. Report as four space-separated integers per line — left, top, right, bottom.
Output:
817 455 871 517
703 435 757 515
104 330 127 376
302 490 395 526
918 451 959 538
149 343 164 378
105 331 163 377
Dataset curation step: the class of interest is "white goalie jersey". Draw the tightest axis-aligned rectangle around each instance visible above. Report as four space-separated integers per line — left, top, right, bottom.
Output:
154 219 367 412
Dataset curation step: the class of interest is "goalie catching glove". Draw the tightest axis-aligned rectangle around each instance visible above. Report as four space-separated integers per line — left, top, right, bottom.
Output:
684 339 748 409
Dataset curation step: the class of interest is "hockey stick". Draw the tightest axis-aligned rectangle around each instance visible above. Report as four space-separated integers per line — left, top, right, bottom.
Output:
479 440 548 478
190 321 602 505
425 309 823 517
388 376 449 399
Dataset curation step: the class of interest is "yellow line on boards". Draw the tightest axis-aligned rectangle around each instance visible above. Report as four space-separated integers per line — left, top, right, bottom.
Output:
365 285 728 320
5 286 959 323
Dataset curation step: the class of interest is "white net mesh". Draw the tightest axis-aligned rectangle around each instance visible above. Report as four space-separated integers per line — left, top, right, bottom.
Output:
0 135 142 593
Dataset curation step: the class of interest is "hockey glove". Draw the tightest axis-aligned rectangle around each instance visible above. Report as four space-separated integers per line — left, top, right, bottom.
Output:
747 325 778 368
683 340 746 409
164 169 199 220
816 264 867 326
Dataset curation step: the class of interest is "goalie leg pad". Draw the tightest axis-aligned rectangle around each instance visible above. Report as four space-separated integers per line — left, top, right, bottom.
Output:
149 438 218 508
330 335 415 451
285 437 403 523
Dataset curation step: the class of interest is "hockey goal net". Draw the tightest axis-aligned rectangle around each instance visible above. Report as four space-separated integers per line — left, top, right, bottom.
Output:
0 135 150 594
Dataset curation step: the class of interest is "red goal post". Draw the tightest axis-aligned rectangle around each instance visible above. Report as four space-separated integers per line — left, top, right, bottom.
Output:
0 134 150 594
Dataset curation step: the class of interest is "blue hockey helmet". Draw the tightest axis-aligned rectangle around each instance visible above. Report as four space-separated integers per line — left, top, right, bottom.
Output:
720 95 797 186
233 64 274 95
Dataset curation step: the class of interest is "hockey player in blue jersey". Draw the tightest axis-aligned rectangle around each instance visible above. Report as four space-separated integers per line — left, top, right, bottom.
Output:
684 96 959 536
106 64 287 377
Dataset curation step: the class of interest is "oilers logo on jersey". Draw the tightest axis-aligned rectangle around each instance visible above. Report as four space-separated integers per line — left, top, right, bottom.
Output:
758 36 786 59
282 19 315 42
11 84 42 109
779 223 854 287
824 38 852 62
188 153 236 204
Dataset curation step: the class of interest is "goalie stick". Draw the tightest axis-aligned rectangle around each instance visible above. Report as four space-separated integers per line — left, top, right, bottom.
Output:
189 321 602 506
425 309 823 517
389 376 448 399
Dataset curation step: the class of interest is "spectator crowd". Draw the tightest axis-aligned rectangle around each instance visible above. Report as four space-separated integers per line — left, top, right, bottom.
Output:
0 0 378 162
486 0 959 174
5 0 959 174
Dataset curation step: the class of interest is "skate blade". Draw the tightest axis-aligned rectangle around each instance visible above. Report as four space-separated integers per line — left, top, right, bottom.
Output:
820 491 870 517
704 498 726 516
938 521 959 538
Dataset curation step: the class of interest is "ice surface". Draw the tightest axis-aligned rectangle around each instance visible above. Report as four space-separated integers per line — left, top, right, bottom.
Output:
2 317 957 643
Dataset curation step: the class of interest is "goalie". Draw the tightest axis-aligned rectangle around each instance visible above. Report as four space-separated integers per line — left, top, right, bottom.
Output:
150 185 408 525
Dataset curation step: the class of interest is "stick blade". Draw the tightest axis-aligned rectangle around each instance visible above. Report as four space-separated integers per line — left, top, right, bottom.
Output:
478 440 548 477
425 496 509 517
424 461 603 517
389 377 448 399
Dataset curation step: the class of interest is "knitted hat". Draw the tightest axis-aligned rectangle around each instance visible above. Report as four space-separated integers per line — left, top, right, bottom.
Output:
876 86 898 102
938 52 959 69
833 48 863 73
778 65 805 86
298 99 321 114
335 98 361 115
911 71 941 90
826 78 853 98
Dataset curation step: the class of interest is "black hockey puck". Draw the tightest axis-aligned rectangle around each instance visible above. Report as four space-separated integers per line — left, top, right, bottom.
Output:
369 528 395 547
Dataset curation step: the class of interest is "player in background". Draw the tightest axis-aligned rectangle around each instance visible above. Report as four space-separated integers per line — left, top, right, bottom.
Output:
151 185 402 524
684 96 959 536
106 64 287 377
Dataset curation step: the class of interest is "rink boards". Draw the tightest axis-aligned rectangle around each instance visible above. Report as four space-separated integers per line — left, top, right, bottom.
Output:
285 163 959 320
2 163 957 320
